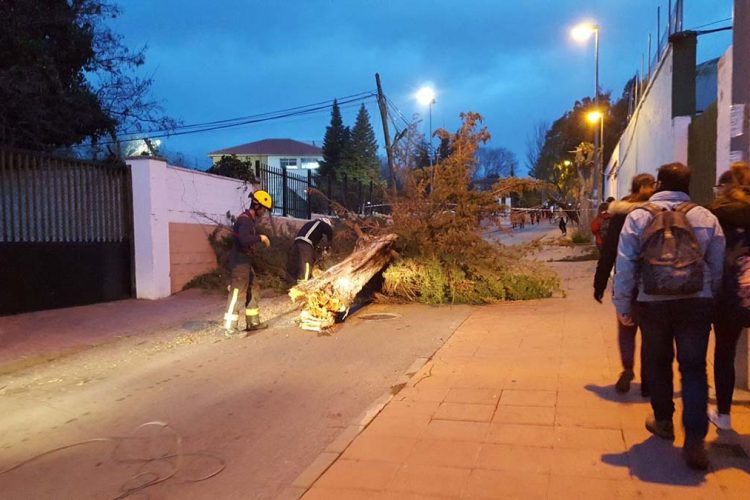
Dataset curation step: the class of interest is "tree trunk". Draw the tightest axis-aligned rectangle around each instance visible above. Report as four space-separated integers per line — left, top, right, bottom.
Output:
289 234 398 332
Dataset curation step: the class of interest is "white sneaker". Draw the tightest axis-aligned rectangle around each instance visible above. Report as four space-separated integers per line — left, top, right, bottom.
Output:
708 408 732 430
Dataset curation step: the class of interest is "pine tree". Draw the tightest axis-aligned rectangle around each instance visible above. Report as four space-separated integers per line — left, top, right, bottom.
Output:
347 104 381 182
319 99 350 179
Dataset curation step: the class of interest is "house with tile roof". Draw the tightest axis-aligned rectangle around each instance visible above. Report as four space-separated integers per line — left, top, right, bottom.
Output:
208 138 322 171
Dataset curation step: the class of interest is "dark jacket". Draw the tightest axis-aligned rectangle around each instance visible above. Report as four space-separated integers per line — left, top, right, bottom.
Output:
295 220 333 249
708 188 750 310
593 198 645 300
230 210 261 267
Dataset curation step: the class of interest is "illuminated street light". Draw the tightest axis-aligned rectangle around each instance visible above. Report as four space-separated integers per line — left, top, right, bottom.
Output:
563 160 572 166
415 86 436 106
586 110 603 124
570 22 598 42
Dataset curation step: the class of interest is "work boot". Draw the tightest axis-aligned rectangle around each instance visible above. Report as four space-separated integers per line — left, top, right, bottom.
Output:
246 322 269 332
645 415 675 441
615 370 634 394
683 440 709 471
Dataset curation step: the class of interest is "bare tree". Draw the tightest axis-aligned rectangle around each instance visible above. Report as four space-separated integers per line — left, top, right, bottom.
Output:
525 121 549 176
475 146 518 180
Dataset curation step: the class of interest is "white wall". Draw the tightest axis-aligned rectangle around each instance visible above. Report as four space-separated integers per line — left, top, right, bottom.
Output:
717 46 733 181
166 165 251 225
606 47 692 198
128 158 252 299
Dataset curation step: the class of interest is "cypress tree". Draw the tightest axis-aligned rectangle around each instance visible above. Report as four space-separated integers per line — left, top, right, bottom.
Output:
347 104 381 182
319 99 349 179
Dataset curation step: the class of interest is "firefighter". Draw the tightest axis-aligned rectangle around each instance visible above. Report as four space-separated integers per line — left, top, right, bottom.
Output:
292 217 334 281
223 189 273 336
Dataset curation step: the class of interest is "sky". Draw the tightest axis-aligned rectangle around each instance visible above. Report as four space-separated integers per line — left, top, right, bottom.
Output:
110 0 734 172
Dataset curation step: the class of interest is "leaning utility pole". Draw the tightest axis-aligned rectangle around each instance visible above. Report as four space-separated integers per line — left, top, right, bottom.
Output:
375 73 397 195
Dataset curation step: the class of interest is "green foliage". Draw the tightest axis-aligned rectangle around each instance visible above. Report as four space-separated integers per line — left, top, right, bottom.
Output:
319 99 350 179
207 155 257 183
382 254 560 305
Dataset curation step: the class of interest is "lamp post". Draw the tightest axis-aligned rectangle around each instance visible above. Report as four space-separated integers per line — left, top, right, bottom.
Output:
416 86 437 163
416 86 437 196
586 110 605 198
571 22 602 202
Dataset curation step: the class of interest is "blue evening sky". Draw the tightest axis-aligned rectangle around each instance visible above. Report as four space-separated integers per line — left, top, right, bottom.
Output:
111 0 733 171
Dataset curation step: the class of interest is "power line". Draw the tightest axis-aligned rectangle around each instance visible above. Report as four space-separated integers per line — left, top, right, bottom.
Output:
687 16 732 31
107 93 377 144
137 90 376 134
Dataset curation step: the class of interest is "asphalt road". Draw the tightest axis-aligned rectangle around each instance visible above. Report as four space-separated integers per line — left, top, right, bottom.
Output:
0 302 472 499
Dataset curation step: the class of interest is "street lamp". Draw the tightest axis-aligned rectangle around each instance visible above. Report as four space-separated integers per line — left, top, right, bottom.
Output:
415 86 437 163
571 21 602 202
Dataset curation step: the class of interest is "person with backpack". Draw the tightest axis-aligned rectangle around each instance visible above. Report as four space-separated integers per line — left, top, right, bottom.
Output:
614 162 724 470
591 202 612 251
593 173 656 395
707 162 750 431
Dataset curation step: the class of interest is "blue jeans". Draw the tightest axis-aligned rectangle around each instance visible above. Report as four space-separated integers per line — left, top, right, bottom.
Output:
637 298 713 443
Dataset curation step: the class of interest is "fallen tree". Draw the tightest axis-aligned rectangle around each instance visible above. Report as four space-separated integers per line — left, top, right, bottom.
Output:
289 233 398 332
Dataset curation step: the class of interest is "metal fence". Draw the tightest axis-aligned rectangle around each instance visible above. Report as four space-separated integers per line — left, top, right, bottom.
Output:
0 147 134 314
253 161 386 219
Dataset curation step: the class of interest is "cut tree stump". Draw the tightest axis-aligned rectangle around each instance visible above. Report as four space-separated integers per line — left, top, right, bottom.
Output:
289 234 398 332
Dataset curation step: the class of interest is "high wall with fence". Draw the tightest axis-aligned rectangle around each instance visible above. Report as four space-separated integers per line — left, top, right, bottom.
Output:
605 44 691 200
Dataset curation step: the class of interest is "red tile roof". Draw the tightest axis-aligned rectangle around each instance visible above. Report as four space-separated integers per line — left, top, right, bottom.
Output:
209 138 322 156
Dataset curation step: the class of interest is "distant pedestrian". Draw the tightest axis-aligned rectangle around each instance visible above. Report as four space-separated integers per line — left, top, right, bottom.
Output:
707 162 750 431
558 216 567 236
290 217 334 281
223 190 273 336
593 173 656 395
614 162 724 470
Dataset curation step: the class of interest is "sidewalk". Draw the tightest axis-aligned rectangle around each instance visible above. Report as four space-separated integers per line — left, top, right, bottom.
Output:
302 260 750 499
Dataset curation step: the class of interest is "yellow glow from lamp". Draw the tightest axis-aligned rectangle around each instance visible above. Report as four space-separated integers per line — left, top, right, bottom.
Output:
586 110 603 124
570 22 598 42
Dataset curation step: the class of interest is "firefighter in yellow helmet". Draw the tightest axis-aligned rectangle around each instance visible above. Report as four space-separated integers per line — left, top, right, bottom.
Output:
223 189 272 336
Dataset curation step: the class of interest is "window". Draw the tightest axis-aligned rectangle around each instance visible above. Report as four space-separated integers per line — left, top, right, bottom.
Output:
301 157 320 169
280 158 298 169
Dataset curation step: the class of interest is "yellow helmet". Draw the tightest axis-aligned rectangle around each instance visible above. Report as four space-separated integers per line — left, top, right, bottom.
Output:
251 190 273 210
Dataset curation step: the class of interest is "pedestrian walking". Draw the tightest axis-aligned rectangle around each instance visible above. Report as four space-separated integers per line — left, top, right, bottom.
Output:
593 173 656 395
223 190 273 336
558 216 567 236
614 162 724 470
707 162 750 431
290 217 334 281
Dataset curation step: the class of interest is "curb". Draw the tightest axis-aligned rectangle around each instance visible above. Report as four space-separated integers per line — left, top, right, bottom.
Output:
286 355 430 499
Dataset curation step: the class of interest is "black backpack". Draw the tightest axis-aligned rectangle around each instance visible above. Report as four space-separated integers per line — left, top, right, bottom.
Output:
638 202 704 295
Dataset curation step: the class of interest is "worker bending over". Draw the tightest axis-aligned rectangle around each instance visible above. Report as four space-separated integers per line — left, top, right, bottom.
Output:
292 217 333 281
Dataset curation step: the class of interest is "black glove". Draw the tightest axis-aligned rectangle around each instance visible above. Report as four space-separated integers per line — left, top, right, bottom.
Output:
593 289 604 304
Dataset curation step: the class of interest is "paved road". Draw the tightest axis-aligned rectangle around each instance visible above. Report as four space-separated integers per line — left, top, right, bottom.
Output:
0 302 472 499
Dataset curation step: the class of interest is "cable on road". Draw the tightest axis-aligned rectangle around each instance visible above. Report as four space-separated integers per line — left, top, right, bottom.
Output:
0 421 226 499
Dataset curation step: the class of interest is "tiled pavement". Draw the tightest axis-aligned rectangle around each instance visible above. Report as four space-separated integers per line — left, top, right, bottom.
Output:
302 261 750 499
